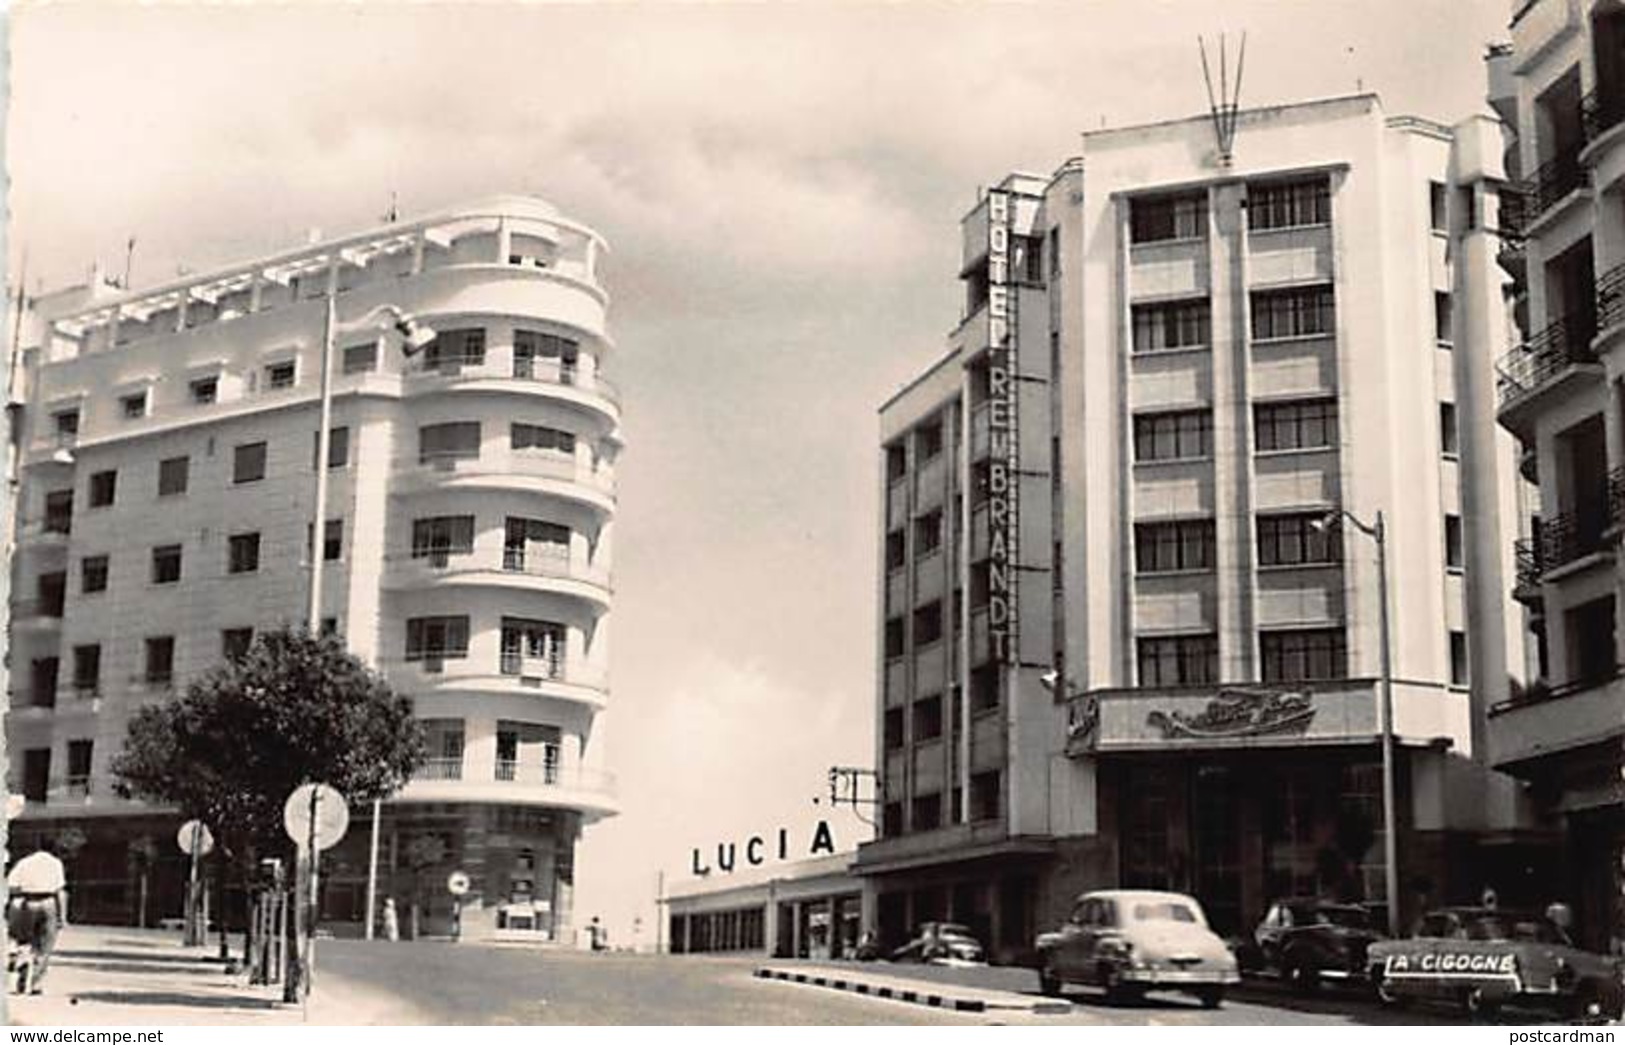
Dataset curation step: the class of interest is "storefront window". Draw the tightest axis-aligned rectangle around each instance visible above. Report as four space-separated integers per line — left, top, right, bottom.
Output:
1121 765 1172 890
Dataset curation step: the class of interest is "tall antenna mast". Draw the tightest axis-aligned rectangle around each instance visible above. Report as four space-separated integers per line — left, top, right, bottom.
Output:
1198 32 1248 167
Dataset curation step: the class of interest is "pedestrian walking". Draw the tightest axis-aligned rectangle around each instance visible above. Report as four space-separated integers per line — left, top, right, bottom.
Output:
381 897 400 942
6 842 68 994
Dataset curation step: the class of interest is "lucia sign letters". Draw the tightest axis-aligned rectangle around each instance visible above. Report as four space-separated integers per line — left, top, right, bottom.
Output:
691 820 837 876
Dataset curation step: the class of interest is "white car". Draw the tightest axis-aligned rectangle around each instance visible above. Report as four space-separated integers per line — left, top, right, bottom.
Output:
1036 890 1241 1008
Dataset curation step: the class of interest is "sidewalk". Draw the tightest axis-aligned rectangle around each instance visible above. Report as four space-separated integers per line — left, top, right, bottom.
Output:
8 924 426 1026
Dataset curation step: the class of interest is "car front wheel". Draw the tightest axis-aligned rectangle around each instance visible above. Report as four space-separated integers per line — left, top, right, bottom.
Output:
1373 971 1408 1009
1038 958 1062 998
1196 986 1225 1010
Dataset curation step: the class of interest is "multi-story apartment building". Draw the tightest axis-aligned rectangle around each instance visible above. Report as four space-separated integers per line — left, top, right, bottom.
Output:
5 195 620 943
858 95 1538 960
1488 0 1625 953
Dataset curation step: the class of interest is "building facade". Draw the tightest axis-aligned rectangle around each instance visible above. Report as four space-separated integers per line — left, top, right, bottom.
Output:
665 853 863 959
5 195 620 943
858 95 1539 961
1487 0 1625 953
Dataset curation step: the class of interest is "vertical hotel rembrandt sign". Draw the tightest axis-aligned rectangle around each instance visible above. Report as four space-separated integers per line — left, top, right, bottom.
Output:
986 189 1019 664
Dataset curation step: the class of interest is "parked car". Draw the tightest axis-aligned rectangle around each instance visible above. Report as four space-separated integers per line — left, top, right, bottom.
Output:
890 922 986 966
1035 890 1240 1008
1367 907 1625 1020
1247 898 1385 990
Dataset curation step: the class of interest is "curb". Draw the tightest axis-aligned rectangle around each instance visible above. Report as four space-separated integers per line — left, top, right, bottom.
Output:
753 966 1072 1015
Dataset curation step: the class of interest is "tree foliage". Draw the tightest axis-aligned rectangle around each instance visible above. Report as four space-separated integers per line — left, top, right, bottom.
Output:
112 626 426 858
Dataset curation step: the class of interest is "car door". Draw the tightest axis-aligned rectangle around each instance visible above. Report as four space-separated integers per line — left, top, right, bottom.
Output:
1053 899 1094 980
1257 903 1288 970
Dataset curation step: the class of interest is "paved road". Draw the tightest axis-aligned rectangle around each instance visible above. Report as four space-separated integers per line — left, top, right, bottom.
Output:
314 941 1484 1025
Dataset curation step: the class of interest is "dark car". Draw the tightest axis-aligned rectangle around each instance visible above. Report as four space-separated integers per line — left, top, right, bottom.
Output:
1249 899 1385 990
1367 907 1625 1020
890 922 986 966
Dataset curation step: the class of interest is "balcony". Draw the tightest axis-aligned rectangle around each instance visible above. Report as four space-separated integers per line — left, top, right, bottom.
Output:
1598 264 1625 341
1537 502 1614 574
397 760 618 818
397 451 615 510
1496 315 1600 426
1512 537 1544 605
1583 89 1624 144
1528 148 1589 219
13 595 66 629
1487 668 1624 770
383 547 610 606
494 757 561 785
64 775 92 798
499 651 565 680
405 352 620 420
417 757 464 781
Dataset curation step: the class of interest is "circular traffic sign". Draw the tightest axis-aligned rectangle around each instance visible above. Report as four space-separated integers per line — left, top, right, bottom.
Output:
447 871 470 896
283 782 349 852
176 820 215 856
5 795 25 821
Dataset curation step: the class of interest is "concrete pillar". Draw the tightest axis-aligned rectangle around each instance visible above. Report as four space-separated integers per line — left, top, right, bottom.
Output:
1209 182 1256 682
496 218 512 264
465 716 498 782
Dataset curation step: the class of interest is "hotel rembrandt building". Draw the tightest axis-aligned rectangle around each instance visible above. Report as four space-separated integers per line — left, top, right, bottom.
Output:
5 195 619 943
858 94 1549 960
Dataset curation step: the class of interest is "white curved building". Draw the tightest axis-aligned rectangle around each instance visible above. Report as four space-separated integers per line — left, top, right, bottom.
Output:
6 195 619 941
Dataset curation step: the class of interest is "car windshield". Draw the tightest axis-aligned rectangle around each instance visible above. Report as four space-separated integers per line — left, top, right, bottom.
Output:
1133 901 1199 923
1463 913 1568 944
935 924 974 938
1314 907 1371 930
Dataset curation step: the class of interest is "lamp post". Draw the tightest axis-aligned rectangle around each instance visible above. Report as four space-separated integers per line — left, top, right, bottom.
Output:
305 296 433 956
1318 507 1398 938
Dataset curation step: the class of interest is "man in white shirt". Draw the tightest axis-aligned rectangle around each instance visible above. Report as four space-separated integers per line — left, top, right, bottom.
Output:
7 843 67 994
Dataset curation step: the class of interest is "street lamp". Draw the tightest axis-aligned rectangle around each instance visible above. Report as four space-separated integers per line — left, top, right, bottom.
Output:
306 297 435 950
1313 507 1399 938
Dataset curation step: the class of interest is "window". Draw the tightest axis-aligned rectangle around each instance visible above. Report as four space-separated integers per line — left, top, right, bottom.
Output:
510 422 574 455
88 469 117 508
914 510 943 556
1134 519 1216 573
1133 410 1212 462
423 328 486 370
419 421 482 465
913 694 943 741
406 616 470 661
913 601 944 646
53 409 80 438
1255 399 1338 452
971 770 1002 822
1429 181 1448 233
145 636 175 686
884 617 905 659
885 529 906 571
883 707 905 750
233 442 267 484
1012 235 1044 285
306 519 343 561
1137 634 1218 687
1131 191 1208 243
412 516 476 561
342 342 378 374
1049 226 1062 278
151 544 183 584
312 426 350 469
1249 176 1331 231
190 376 219 404
81 554 109 594
72 643 101 696
222 627 254 662
1450 631 1469 686
883 801 904 838
1257 513 1341 567
970 664 1000 711
44 490 73 534
886 444 906 483
915 419 944 462
1132 299 1211 353
264 360 296 390
512 330 579 380
320 617 339 637
30 658 58 708
1440 403 1459 456
120 391 147 419
504 517 570 570
1435 292 1454 345
66 740 93 795
911 792 943 832
37 572 66 616
228 532 261 574
158 456 189 496
1260 628 1348 683
1252 285 1335 340
1445 514 1464 570
499 618 565 676
21 749 50 802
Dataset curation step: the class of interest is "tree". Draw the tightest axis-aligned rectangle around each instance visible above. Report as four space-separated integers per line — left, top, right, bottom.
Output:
112 626 426 969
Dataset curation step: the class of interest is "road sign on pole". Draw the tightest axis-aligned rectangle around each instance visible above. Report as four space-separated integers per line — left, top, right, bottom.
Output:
177 820 214 946
282 783 348 1007
446 871 470 896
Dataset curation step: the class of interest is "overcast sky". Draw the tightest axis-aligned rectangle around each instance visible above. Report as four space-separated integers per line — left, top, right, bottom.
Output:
6 0 1510 945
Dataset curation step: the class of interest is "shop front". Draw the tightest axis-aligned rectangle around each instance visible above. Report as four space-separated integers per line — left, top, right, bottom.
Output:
665 852 866 958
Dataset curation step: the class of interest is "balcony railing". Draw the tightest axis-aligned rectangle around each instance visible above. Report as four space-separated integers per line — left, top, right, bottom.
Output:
418 757 464 781
1497 184 1531 241
408 352 620 406
15 596 66 620
1496 315 1600 409
1490 664 1623 715
64 775 91 797
1598 264 1625 335
1513 537 1544 592
1611 466 1625 528
495 757 561 786
1583 89 1625 144
1538 503 1614 571
1530 148 1588 215
499 652 566 679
